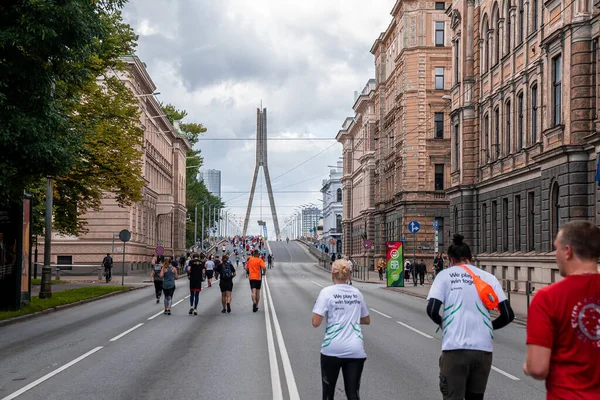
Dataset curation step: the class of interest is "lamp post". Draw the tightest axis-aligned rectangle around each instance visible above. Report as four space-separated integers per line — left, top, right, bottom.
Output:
39 176 53 299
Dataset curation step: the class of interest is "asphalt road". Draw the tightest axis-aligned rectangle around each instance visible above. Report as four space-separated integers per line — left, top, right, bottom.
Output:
0 241 546 400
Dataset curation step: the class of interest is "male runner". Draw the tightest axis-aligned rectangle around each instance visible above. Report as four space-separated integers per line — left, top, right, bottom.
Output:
246 250 266 312
204 255 215 287
216 255 236 313
267 253 273 269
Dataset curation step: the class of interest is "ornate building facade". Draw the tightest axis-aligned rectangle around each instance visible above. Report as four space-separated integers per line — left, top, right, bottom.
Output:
46 55 191 271
448 0 600 284
321 161 343 255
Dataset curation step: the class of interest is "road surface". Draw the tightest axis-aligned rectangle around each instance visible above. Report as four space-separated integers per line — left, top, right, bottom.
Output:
0 241 546 399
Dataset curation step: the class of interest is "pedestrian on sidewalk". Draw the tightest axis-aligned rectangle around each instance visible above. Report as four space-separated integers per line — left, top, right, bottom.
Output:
411 261 418 286
434 252 444 277
418 259 426 286
150 257 163 303
102 253 113 283
312 259 370 400
404 259 411 281
187 253 205 315
346 256 353 285
524 221 600 399
426 234 514 400
160 257 179 315
247 250 266 312
377 259 385 281
216 255 236 313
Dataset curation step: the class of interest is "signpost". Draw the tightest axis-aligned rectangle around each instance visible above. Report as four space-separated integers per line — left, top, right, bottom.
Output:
408 221 420 264
118 229 131 286
433 220 439 254
386 241 404 287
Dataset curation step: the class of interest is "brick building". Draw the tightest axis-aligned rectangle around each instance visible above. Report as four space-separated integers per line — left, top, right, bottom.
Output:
448 0 600 284
43 55 191 272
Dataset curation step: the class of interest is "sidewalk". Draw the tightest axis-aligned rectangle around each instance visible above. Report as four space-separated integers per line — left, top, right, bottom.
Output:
32 272 152 293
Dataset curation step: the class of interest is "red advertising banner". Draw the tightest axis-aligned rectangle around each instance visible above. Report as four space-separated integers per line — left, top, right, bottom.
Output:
386 241 404 287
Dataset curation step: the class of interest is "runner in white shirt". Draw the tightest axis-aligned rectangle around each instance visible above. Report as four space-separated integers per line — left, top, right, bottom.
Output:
204 256 215 288
312 259 370 399
426 234 514 400
346 256 354 285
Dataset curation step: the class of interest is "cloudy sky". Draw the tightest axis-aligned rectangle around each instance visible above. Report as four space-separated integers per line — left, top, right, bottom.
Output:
123 0 394 237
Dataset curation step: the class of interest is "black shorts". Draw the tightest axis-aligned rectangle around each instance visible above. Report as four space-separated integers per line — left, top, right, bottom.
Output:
249 280 262 290
220 280 233 293
163 287 175 297
206 270 214 279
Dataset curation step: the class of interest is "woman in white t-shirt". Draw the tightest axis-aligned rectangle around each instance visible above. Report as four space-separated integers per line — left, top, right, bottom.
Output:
312 259 370 400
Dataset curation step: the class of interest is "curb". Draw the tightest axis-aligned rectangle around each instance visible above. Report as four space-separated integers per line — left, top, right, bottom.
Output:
0 285 150 328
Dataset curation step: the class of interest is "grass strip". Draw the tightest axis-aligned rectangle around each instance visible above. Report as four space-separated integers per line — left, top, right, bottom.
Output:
30 278 68 285
0 286 130 321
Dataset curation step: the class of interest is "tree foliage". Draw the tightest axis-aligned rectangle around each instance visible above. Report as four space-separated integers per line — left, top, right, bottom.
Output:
161 104 223 247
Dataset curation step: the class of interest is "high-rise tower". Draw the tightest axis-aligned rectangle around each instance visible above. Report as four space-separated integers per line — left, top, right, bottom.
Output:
242 107 281 239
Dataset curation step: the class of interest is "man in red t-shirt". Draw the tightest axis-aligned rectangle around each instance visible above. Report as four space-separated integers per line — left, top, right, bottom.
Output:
524 220 600 399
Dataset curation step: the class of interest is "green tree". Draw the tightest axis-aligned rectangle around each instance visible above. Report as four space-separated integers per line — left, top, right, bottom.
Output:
161 104 223 247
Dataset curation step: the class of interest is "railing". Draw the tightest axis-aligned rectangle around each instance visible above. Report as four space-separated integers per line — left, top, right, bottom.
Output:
498 278 550 313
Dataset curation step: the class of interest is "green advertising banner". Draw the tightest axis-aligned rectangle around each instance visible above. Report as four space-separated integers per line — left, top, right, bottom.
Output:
386 241 404 287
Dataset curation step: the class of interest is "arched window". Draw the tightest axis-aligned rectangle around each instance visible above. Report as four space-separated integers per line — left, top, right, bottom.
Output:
517 92 524 149
482 16 490 72
492 4 500 65
550 182 560 245
336 214 342 233
484 113 490 162
506 0 512 54
494 106 500 159
505 100 511 155
531 84 538 144
519 0 524 44
336 188 342 202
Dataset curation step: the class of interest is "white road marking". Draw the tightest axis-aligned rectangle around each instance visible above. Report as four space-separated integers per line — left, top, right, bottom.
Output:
263 282 283 400
172 299 184 307
184 295 190 299
310 280 324 288
264 276 301 400
109 323 144 342
396 321 434 339
1 346 104 400
491 366 520 381
370 308 392 319
147 310 164 320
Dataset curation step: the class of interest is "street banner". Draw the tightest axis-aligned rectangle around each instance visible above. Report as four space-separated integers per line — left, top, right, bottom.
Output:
386 241 404 287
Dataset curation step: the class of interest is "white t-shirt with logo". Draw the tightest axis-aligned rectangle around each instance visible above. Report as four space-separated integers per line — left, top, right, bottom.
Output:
427 264 507 352
312 284 369 358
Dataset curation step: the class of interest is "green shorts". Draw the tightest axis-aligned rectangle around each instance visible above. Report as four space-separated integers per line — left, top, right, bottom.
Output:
439 350 493 400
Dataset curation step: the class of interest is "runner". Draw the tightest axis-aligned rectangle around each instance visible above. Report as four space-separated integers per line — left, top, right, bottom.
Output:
242 254 248 278
524 221 600 399
426 234 514 400
267 253 273 269
235 253 240 267
149 257 163 303
312 259 370 400
204 255 215 287
159 257 179 315
213 255 221 280
247 250 266 312
216 255 236 314
187 253 205 315
346 256 353 285
222 243 226 254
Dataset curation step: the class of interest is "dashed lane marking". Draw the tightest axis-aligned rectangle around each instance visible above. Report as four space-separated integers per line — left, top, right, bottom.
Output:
396 321 434 339
109 323 144 342
263 280 283 400
172 299 184 307
370 308 392 319
147 310 164 320
0 346 104 400
491 366 521 381
310 280 325 288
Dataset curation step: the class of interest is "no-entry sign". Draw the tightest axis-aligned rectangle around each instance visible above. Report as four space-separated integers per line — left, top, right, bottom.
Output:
155 245 165 256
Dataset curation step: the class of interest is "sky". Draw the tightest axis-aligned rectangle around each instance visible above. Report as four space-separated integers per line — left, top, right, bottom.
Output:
123 0 394 237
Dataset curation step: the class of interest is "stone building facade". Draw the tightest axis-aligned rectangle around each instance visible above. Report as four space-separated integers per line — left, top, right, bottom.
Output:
369 0 453 269
448 0 600 285
45 55 191 272
321 162 343 255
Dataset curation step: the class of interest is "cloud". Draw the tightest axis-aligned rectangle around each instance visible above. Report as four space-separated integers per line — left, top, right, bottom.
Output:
123 0 394 235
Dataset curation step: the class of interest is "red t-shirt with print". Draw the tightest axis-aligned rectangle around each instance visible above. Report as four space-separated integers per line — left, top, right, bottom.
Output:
526 274 600 399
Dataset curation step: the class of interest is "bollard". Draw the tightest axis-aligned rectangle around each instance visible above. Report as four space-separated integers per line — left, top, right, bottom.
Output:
98 267 103 281
526 281 531 310
506 280 511 303
55 267 60 280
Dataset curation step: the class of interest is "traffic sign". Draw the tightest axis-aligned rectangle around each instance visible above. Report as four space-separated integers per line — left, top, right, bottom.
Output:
155 245 165 256
309 228 313 233
433 220 439 231
212 228 217 233
329 239 337 245
362 239 373 249
400 238 406 242
408 221 421 234
119 229 131 242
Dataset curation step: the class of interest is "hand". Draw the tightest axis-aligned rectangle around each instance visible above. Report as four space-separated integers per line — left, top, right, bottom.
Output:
523 362 529 376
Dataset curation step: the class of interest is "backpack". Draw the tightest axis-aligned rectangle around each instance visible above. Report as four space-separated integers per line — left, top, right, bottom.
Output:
458 265 499 311
222 262 233 279
103 256 112 268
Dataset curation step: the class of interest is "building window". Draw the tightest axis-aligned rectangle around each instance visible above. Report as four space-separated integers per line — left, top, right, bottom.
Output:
336 188 342 202
533 0 538 31
517 92 524 149
435 2 446 10
454 121 460 169
506 0 512 53
491 201 498 252
550 182 560 245
502 198 509 251
531 84 538 144
553 55 562 126
435 217 445 248
505 100 511 155
527 191 535 251
519 0 524 44
482 203 488 252
494 107 500 159
493 6 500 64
336 214 342 233
434 112 444 138
453 207 459 235
514 195 521 251
484 113 490 162
435 22 445 46
435 164 445 190
593 39 598 120
455 39 460 83
435 67 445 89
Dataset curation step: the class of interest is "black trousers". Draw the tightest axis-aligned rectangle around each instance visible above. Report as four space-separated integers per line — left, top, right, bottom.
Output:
419 270 425 285
153 280 163 299
104 267 112 282
412 270 418 285
320 354 366 400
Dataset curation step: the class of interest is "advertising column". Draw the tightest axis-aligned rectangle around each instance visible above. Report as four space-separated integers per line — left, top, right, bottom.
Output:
386 241 404 287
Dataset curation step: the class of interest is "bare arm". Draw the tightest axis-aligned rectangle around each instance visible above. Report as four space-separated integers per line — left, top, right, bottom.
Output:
523 344 551 380
360 316 370 325
174 268 179 280
312 313 324 328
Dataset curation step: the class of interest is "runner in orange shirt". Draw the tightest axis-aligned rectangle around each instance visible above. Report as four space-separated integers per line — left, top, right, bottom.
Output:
246 249 266 312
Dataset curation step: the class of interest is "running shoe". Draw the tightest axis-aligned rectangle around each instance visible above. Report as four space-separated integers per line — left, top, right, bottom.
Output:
227 303 231 313
189 307 193 315
193 309 198 315
167 310 171 315
221 309 226 314
156 298 159 303
253 303 258 313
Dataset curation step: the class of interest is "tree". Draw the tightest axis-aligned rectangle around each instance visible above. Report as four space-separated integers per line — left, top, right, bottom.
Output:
161 104 223 247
